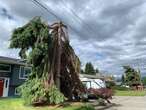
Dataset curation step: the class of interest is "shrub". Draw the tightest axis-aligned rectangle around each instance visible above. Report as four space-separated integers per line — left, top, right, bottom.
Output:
47 85 65 104
18 78 65 105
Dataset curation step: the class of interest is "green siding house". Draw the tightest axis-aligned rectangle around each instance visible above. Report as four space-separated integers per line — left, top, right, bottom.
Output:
0 56 31 97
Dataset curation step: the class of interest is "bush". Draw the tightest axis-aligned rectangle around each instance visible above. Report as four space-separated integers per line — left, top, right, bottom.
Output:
48 85 65 104
18 78 65 105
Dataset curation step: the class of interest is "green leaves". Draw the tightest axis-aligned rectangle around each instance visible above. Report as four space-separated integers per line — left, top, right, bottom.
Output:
48 85 65 104
10 17 52 77
10 17 50 56
19 78 65 105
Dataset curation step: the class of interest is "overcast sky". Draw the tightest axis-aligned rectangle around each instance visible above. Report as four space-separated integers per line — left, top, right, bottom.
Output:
1 0 146 76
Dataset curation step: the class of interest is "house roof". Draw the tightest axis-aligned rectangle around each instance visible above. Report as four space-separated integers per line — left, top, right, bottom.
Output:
79 74 115 82
80 74 105 79
0 56 26 65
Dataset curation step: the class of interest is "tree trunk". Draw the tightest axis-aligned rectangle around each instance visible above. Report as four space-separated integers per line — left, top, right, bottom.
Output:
55 22 62 90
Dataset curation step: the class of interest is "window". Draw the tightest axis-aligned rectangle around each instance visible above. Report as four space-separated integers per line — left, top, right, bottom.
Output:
0 64 11 72
15 88 20 95
19 66 31 79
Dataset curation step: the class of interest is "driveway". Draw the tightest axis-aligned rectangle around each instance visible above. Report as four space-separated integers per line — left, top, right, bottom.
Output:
91 96 146 110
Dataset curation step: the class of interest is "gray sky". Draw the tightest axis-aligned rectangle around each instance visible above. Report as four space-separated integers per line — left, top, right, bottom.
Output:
0 0 146 76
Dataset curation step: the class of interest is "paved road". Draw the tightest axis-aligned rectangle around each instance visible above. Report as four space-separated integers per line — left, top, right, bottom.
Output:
91 96 146 110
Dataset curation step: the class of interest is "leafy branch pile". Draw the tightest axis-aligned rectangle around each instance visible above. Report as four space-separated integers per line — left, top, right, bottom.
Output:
10 17 84 105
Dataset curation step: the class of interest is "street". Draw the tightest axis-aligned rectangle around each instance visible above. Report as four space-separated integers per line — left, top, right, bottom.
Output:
91 96 146 110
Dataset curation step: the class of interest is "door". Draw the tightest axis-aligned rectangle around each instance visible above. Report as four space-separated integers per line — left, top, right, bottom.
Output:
0 79 4 96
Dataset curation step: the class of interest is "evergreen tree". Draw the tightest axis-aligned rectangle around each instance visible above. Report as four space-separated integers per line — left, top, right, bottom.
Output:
95 68 99 73
84 62 95 75
80 69 84 74
10 17 84 105
123 66 141 87
121 74 125 84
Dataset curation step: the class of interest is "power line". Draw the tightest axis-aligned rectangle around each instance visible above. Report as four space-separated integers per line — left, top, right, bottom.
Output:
59 0 95 37
31 0 61 20
31 0 90 38
60 0 96 34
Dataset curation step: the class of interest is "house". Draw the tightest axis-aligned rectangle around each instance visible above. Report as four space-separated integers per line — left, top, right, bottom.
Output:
0 56 31 97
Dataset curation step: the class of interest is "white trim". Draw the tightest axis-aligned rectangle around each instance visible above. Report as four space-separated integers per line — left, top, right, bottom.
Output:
19 66 31 80
3 78 10 97
0 64 11 72
14 88 20 95
0 77 10 97
19 66 25 79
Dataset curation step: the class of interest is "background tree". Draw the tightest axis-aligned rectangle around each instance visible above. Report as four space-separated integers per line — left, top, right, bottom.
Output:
80 69 84 74
95 68 99 73
142 77 146 86
123 66 142 87
10 17 84 105
121 74 125 84
84 62 95 75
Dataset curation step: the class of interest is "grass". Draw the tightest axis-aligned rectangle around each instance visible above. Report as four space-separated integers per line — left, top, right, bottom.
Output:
113 86 146 96
0 98 95 110
115 90 146 96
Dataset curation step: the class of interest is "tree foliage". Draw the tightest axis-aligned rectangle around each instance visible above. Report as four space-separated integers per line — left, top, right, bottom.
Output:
123 66 142 87
10 17 84 105
18 78 65 105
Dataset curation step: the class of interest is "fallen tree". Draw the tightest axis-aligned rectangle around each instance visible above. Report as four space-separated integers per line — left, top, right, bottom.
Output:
10 17 84 105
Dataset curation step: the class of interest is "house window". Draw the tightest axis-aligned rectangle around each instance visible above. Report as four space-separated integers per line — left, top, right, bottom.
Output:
0 64 11 72
19 66 31 79
15 88 20 95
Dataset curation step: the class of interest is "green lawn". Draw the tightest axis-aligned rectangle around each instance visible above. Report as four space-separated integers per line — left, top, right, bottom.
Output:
115 90 146 96
0 98 94 110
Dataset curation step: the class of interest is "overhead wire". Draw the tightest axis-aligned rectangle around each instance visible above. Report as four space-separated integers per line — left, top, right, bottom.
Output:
30 0 95 39
60 0 96 34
